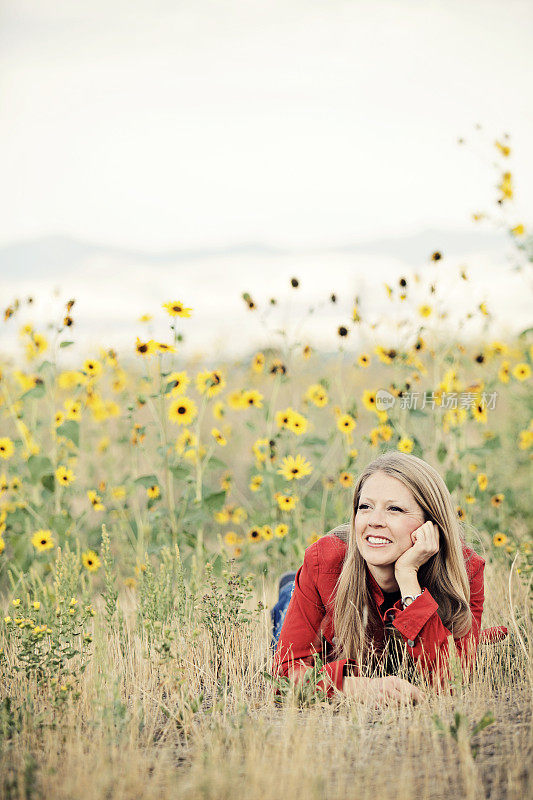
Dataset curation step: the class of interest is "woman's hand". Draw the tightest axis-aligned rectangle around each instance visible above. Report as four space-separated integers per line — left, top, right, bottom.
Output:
343 676 425 707
394 520 440 576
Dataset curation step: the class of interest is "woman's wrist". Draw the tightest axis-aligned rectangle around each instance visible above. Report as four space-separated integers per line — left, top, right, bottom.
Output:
395 569 422 603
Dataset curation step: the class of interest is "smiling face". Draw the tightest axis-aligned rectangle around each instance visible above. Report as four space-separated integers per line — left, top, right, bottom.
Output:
354 471 426 567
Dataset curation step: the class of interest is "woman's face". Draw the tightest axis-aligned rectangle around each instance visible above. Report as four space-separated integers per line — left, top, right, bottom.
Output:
354 471 426 567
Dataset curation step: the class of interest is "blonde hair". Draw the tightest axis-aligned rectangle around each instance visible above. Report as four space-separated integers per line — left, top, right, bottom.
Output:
332 451 475 673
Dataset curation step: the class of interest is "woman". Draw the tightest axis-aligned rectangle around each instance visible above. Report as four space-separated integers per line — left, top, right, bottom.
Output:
272 451 507 706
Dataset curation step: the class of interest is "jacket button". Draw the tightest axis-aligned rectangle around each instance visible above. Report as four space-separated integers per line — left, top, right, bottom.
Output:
407 639 415 647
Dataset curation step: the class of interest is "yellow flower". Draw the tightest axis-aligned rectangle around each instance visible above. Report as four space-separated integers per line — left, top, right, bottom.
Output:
362 390 378 413
12 598 21 607
163 301 193 317
349 448 359 459
98 436 110 453
278 454 313 481
518 430 533 450
261 525 274 541
211 428 227 446
83 359 102 378
302 344 313 359
497 171 513 200
274 524 289 538
252 352 265 373
275 493 298 511
511 224 525 236
398 437 414 454
176 429 197 455
252 438 269 463
465 494 476 504
220 473 232 491
495 140 511 157
168 396 198 426
82 550 101 572
135 337 157 357
512 363 531 381
493 532 508 547
491 493 504 507
339 472 353 488
249 475 263 492
55 466 75 486
166 371 190 396
307 532 321 545
55 411 65 426
87 490 105 511
147 485 160 499
112 486 126 499
377 424 393 442
231 506 247 524
64 399 82 421
472 402 487 424
213 401 225 420
305 384 328 407
0 538 5 555
0 438 14 460
418 305 432 318
375 346 397 365
224 531 239 546
358 354 370 368
337 413 356 435
247 526 262 543
242 390 264 409
477 473 488 492
139 313 152 323
153 342 176 354
196 370 226 398
31 529 54 552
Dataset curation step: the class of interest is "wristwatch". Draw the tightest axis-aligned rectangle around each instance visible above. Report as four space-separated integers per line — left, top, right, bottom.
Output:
401 591 423 610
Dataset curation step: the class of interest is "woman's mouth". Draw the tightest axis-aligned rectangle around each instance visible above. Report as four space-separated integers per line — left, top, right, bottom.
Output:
365 535 393 547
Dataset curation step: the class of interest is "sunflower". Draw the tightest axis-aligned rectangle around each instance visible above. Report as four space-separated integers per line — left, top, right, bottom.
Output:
302 344 313 359
269 360 286 376
305 384 328 407
358 354 370 368
252 353 265 373
242 389 263 408
418 305 432 318
154 342 176 354
498 361 510 384
261 525 274 541
518 430 533 450
135 337 157 357
54 411 65 426
0 438 14 460
337 414 356 435
82 550 101 572
307 532 321 545
472 403 487 424
196 370 226 398
278 454 313 481
339 472 353 488
162 301 193 318
220 473 232 491
465 494 476 504
224 531 239 546
231 507 247 523
512 363 531 381
87 490 105 511
247 526 262 543
56 466 75 486
338 326 349 337
491 493 504 507
83 359 102 378
362 390 378 412
397 437 414 454
31 529 54 552
112 486 126 499
147 485 160 499
0 538 5 555
252 438 269 463
275 493 298 511
493 532 508 547
64 399 82 420
168 396 198 426
249 475 263 492
213 401 225 420
166 371 190 395
211 428 227 446
477 473 488 492
375 346 397 365
456 506 465 520
275 524 289 538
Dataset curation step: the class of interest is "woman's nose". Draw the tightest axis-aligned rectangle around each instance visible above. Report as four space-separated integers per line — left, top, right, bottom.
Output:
368 507 386 525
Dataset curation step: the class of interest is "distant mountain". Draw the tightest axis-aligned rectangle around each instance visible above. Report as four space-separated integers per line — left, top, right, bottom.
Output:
0 229 510 280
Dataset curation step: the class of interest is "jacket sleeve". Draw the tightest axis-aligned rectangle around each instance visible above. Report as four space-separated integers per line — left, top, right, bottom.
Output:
390 560 486 689
272 544 347 697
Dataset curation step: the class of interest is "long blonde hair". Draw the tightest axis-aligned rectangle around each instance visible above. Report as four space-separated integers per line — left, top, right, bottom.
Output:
332 451 476 671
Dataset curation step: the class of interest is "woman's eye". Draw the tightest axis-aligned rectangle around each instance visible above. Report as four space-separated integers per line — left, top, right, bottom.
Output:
358 504 369 510
389 506 403 512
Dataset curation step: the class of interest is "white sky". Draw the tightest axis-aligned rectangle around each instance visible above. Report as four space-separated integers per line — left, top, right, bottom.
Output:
0 0 532 250
0 0 531 362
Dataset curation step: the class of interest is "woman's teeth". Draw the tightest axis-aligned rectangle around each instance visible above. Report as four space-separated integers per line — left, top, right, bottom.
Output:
366 536 392 545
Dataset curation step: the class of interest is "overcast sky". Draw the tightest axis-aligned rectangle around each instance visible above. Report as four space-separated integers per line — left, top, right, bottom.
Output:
0 0 531 360
1 0 532 251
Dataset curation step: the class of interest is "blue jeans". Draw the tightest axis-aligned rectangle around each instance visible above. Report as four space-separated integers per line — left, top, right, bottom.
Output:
271 576 296 651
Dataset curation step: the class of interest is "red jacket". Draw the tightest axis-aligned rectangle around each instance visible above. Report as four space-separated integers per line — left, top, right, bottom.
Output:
273 533 503 698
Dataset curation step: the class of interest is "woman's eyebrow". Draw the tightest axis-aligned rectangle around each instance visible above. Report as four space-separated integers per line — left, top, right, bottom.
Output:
359 497 406 504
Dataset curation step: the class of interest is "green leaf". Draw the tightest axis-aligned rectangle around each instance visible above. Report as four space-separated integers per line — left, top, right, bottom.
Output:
204 491 226 513
445 470 462 493
169 465 189 480
207 456 226 469
134 474 159 488
50 514 72 537
437 443 447 463
27 455 53 484
21 383 46 400
56 420 80 448
303 437 327 447
41 473 55 493
59 341 74 348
